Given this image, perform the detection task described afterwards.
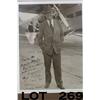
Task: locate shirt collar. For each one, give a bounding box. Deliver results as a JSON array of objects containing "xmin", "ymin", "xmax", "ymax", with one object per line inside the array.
[{"xmin": 47, "ymin": 19, "xmax": 54, "ymax": 27}]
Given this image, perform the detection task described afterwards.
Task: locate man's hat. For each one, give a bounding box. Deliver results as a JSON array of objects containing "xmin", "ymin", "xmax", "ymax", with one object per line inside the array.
[{"xmin": 41, "ymin": 5, "xmax": 54, "ymax": 14}]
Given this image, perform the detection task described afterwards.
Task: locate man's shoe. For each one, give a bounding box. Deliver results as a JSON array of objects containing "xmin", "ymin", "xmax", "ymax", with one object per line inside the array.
[
  {"xmin": 44, "ymin": 83, "xmax": 50, "ymax": 88},
  {"xmin": 57, "ymin": 85, "xmax": 65, "ymax": 89}
]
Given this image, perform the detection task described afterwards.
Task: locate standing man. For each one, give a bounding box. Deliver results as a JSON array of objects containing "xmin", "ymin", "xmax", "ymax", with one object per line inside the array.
[
  {"xmin": 38, "ymin": 6, "xmax": 64, "ymax": 89},
  {"xmin": 28, "ymin": 21, "xmax": 34, "ymax": 32}
]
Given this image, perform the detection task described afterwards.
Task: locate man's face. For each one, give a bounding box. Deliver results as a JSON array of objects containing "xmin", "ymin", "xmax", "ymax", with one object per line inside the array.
[
  {"xmin": 46, "ymin": 7, "xmax": 59, "ymax": 19},
  {"xmin": 50, "ymin": 8, "xmax": 59, "ymax": 18},
  {"xmin": 46, "ymin": 12, "xmax": 52, "ymax": 20}
]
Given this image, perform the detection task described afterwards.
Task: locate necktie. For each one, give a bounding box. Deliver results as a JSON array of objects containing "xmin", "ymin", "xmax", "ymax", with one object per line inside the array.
[{"xmin": 49, "ymin": 20, "xmax": 54, "ymax": 32}]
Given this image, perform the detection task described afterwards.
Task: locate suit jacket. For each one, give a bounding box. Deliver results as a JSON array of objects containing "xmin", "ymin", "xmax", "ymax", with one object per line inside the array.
[{"xmin": 38, "ymin": 19, "xmax": 64, "ymax": 55}]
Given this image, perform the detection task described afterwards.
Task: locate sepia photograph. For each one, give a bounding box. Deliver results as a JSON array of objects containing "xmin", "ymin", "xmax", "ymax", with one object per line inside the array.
[{"xmin": 19, "ymin": 4, "xmax": 82, "ymax": 90}]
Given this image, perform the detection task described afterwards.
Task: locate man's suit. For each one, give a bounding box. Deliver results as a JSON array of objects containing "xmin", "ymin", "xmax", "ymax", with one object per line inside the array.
[{"xmin": 38, "ymin": 18, "xmax": 64, "ymax": 87}]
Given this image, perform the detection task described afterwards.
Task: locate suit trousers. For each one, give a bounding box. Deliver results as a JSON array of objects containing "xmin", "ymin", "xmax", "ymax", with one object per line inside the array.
[{"xmin": 43, "ymin": 49, "xmax": 63, "ymax": 86}]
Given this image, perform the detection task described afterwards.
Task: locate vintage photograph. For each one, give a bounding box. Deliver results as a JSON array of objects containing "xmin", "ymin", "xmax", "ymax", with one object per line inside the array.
[{"xmin": 19, "ymin": 4, "xmax": 82, "ymax": 90}]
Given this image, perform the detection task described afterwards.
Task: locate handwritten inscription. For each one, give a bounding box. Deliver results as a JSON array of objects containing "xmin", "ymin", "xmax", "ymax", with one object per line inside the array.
[{"xmin": 20, "ymin": 55, "xmax": 45, "ymax": 89}]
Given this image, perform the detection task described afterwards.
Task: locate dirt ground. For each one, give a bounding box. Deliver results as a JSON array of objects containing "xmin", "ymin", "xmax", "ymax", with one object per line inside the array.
[{"xmin": 19, "ymin": 33, "xmax": 82, "ymax": 90}]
